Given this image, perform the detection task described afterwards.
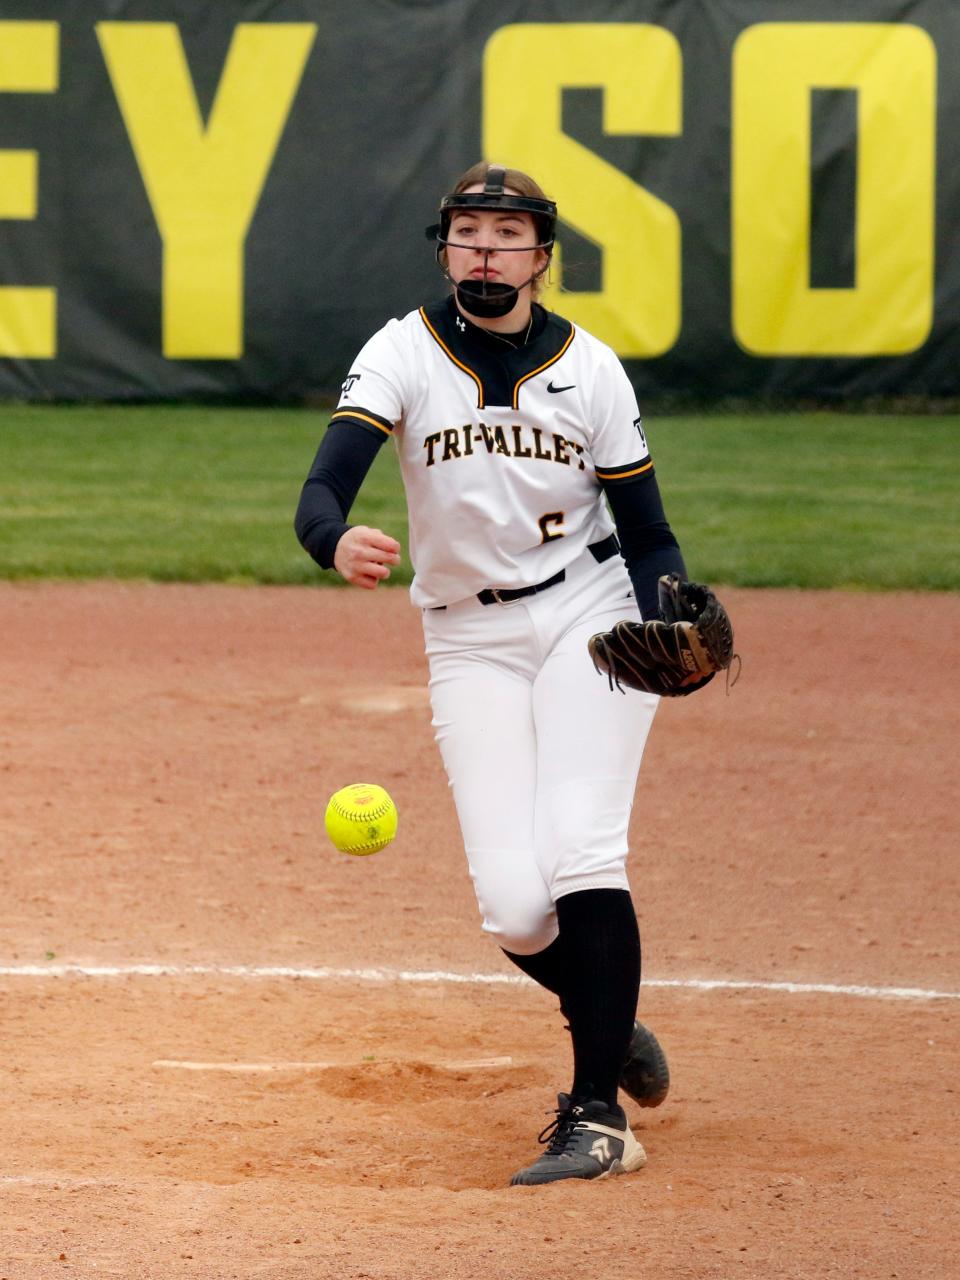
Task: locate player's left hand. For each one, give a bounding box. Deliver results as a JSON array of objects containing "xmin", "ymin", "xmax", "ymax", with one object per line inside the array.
[
  {"xmin": 334, "ymin": 525, "xmax": 402, "ymax": 590},
  {"xmin": 588, "ymin": 575, "xmax": 738, "ymax": 697}
]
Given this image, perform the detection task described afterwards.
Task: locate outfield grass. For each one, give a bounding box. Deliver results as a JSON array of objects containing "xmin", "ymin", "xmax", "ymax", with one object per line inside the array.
[{"xmin": 0, "ymin": 404, "xmax": 955, "ymax": 589}]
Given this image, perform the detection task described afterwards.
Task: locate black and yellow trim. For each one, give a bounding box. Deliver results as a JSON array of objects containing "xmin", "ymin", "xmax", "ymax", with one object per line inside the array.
[
  {"xmin": 596, "ymin": 458, "xmax": 655, "ymax": 484},
  {"xmin": 511, "ymin": 326, "xmax": 576, "ymax": 410},
  {"xmin": 419, "ymin": 306, "xmax": 486, "ymax": 408},
  {"xmin": 330, "ymin": 408, "xmax": 394, "ymax": 437},
  {"xmin": 418, "ymin": 297, "xmax": 575, "ymax": 410}
]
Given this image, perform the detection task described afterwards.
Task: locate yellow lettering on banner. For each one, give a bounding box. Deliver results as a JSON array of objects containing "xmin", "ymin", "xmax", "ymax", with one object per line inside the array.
[
  {"xmin": 0, "ymin": 152, "xmax": 38, "ymax": 219},
  {"xmin": 733, "ymin": 23, "xmax": 936, "ymax": 356},
  {"xmin": 0, "ymin": 21, "xmax": 58, "ymax": 358},
  {"xmin": 483, "ymin": 23, "xmax": 681, "ymax": 358},
  {"xmin": 97, "ymin": 22, "xmax": 316, "ymax": 359}
]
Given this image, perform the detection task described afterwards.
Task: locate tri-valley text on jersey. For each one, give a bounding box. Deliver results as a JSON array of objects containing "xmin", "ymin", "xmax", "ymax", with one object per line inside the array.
[{"xmin": 423, "ymin": 423, "xmax": 586, "ymax": 469}]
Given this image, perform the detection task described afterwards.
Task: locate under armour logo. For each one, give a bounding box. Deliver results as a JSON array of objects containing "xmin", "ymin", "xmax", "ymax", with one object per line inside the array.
[
  {"xmin": 341, "ymin": 373, "xmax": 361, "ymax": 395},
  {"xmin": 456, "ymin": 316, "xmax": 466, "ymax": 332}
]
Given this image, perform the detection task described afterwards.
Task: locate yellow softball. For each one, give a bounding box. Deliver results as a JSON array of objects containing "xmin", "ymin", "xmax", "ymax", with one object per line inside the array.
[{"xmin": 324, "ymin": 783, "xmax": 398, "ymax": 856}]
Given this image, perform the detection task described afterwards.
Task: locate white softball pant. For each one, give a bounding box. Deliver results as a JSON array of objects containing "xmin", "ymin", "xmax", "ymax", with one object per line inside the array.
[{"xmin": 421, "ymin": 544, "xmax": 659, "ymax": 956}]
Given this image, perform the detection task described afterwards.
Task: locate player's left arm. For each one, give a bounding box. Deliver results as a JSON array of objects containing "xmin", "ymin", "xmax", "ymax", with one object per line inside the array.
[
  {"xmin": 602, "ymin": 472, "xmax": 686, "ymax": 621},
  {"xmin": 586, "ymin": 352, "xmax": 735, "ymax": 691},
  {"xmin": 587, "ymin": 350, "xmax": 686, "ymax": 619}
]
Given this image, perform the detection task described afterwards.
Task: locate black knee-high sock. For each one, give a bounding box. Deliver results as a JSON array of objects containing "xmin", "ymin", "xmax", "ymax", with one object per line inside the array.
[
  {"xmin": 555, "ymin": 888, "xmax": 641, "ymax": 1110},
  {"xmin": 502, "ymin": 933, "xmax": 567, "ymax": 1000},
  {"xmin": 501, "ymin": 890, "xmax": 641, "ymax": 1109}
]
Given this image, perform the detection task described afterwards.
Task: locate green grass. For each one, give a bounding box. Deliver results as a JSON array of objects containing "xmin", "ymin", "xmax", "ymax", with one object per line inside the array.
[
  {"xmin": 650, "ymin": 415, "xmax": 958, "ymax": 590},
  {"xmin": 0, "ymin": 404, "xmax": 956, "ymax": 589}
]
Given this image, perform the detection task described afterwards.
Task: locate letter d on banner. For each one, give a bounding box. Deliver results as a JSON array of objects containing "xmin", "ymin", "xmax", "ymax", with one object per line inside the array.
[{"xmin": 733, "ymin": 22, "xmax": 935, "ymax": 356}]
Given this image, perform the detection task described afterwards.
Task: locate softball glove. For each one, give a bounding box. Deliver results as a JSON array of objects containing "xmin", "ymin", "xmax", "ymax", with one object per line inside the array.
[{"xmin": 588, "ymin": 574, "xmax": 737, "ymax": 697}]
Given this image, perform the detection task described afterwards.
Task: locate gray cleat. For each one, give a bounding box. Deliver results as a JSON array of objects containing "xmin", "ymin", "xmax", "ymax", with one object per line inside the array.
[{"xmin": 511, "ymin": 1094, "xmax": 647, "ymax": 1186}]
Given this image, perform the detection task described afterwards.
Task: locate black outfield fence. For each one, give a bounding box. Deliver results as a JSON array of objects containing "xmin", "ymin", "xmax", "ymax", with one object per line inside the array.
[{"xmin": 0, "ymin": 1, "xmax": 956, "ymax": 402}]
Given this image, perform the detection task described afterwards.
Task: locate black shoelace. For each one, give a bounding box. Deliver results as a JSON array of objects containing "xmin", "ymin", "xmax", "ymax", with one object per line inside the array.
[{"xmin": 537, "ymin": 1104, "xmax": 586, "ymax": 1154}]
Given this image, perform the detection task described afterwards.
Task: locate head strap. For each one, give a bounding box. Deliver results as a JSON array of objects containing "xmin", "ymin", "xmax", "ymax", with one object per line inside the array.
[{"xmin": 484, "ymin": 165, "xmax": 507, "ymax": 194}]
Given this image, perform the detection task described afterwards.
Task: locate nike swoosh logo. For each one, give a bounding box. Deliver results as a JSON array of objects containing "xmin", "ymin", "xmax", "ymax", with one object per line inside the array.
[{"xmin": 547, "ymin": 381, "xmax": 575, "ymax": 393}]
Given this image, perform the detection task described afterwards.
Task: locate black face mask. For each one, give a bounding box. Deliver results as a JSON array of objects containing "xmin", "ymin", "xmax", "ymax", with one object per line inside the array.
[{"xmin": 449, "ymin": 249, "xmax": 551, "ymax": 319}]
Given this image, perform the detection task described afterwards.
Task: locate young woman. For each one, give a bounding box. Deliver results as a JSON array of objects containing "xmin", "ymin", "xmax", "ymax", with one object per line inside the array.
[{"xmin": 296, "ymin": 162, "xmax": 687, "ymax": 1186}]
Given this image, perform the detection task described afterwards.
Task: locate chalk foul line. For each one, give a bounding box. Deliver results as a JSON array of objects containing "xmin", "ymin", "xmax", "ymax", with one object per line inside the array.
[
  {"xmin": 0, "ymin": 962, "xmax": 956, "ymax": 1003},
  {"xmin": 151, "ymin": 1055, "xmax": 514, "ymax": 1073}
]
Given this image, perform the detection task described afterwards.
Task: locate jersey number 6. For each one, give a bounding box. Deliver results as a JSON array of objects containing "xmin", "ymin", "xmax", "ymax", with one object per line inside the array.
[{"xmin": 538, "ymin": 512, "xmax": 565, "ymax": 543}]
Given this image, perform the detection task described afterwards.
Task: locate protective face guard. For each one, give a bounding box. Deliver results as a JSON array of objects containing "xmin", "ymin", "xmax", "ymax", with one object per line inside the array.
[{"xmin": 425, "ymin": 166, "xmax": 557, "ymax": 318}]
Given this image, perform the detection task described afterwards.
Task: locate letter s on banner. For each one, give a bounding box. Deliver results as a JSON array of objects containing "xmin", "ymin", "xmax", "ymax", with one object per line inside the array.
[{"xmin": 483, "ymin": 23, "xmax": 681, "ymax": 360}]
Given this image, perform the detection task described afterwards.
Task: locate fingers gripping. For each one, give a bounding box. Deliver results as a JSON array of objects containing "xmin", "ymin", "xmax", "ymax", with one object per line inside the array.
[{"xmin": 334, "ymin": 525, "xmax": 402, "ymax": 589}]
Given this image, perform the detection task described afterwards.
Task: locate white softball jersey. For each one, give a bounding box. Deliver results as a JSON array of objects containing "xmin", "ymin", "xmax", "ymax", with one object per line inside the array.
[{"xmin": 332, "ymin": 298, "xmax": 652, "ymax": 609}]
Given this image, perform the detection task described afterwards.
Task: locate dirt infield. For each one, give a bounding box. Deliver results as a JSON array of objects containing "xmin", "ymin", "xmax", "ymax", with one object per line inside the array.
[{"xmin": 1, "ymin": 582, "xmax": 957, "ymax": 1279}]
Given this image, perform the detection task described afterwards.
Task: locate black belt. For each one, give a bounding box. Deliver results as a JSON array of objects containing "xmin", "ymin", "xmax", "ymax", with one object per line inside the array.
[{"xmin": 476, "ymin": 533, "xmax": 620, "ymax": 606}]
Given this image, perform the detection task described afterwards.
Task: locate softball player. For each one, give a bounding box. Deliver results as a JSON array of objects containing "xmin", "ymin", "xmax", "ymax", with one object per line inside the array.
[{"xmin": 296, "ymin": 163, "xmax": 687, "ymax": 1186}]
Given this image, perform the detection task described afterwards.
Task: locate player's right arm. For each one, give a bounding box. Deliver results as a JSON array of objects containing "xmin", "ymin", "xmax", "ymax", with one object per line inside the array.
[
  {"xmin": 333, "ymin": 524, "xmax": 401, "ymax": 589},
  {"xmin": 294, "ymin": 321, "xmax": 408, "ymax": 589},
  {"xmin": 294, "ymin": 419, "xmax": 397, "ymax": 582}
]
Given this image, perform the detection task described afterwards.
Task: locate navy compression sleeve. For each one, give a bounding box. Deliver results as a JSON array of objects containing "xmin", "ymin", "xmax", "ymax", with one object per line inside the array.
[
  {"xmin": 602, "ymin": 471, "xmax": 686, "ymax": 620},
  {"xmin": 294, "ymin": 420, "xmax": 386, "ymax": 569}
]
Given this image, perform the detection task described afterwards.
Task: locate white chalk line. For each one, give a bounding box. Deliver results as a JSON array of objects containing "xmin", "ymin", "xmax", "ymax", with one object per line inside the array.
[
  {"xmin": 0, "ymin": 1174, "xmax": 113, "ymax": 1187},
  {"xmin": 152, "ymin": 1055, "xmax": 514, "ymax": 1073},
  {"xmin": 0, "ymin": 962, "xmax": 957, "ymax": 1003}
]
